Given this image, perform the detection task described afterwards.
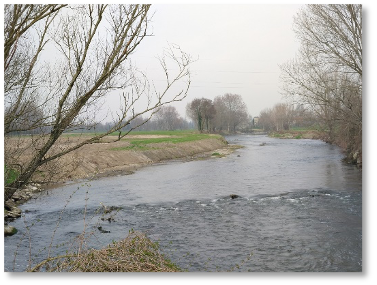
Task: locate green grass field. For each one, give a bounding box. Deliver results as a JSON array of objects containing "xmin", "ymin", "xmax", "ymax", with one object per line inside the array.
[{"xmin": 111, "ymin": 130, "xmax": 221, "ymax": 151}]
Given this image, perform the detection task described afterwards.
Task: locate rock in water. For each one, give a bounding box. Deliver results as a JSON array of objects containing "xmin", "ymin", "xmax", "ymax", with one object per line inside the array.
[
  {"xmin": 4, "ymin": 225, "xmax": 18, "ymax": 236},
  {"xmin": 230, "ymin": 194, "xmax": 239, "ymax": 199}
]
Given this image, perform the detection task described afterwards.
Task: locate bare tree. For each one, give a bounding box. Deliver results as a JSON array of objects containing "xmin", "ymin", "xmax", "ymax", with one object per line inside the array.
[
  {"xmin": 258, "ymin": 103, "xmax": 295, "ymax": 132},
  {"xmin": 154, "ymin": 105, "xmax": 182, "ymax": 131},
  {"xmin": 186, "ymin": 98, "xmax": 216, "ymax": 132},
  {"xmin": 258, "ymin": 108, "xmax": 273, "ymax": 132},
  {"xmin": 4, "ymin": 4, "xmax": 193, "ymax": 200},
  {"xmin": 186, "ymin": 98, "xmax": 202, "ymax": 132},
  {"xmin": 4, "ymin": 4, "xmax": 67, "ymax": 135},
  {"xmin": 213, "ymin": 93, "xmax": 248, "ymax": 133},
  {"xmin": 4, "ymin": 100, "xmax": 46, "ymax": 134},
  {"xmin": 280, "ymin": 4, "xmax": 362, "ymax": 165},
  {"xmin": 271, "ymin": 103, "xmax": 294, "ymax": 131},
  {"xmin": 293, "ymin": 4, "xmax": 362, "ymax": 76},
  {"xmin": 200, "ymin": 98, "xmax": 216, "ymax": 132},
  {"xmin": 290, "ymin": 104, "xmax": 317, "ymax": 128}
]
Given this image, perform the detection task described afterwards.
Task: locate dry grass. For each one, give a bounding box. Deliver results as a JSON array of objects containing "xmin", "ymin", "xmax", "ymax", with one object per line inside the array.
[{"xmin": 30, "ymin": 230, "xmax": 181, "ymax": 272}]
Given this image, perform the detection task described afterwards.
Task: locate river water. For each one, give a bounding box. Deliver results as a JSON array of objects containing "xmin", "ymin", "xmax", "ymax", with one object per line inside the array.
[{"xmin": 4, "ymin": 135, "xmax": 362, "ymax": 272}]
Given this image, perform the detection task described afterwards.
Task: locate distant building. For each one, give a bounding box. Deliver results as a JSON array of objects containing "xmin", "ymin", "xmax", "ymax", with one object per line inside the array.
[{"xmin": 253, "ymin": 116, "xmax": 259, "ymax": 127}]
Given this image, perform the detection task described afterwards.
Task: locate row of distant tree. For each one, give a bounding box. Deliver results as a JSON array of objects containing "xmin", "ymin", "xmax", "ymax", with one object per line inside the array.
[
  {"xmin": 91, "ymin": 93, "xmax": 251, "ymax": 134},
  {"xmin": 186, "ymin": 93, "xmax": 250, "ymax": 133},
  {"xmin": 91, "ymin": 105, "xmax": 193, "ymax": 133},
  {"xmin": 10, "ymin": 93, "xmax": 324, "ymax": 136},
  {"xmin": 257, "ymin": 103, "xmax": 317, "ymax": 132}
]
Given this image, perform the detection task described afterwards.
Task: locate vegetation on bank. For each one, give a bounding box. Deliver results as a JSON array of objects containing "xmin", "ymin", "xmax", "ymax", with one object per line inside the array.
[
  {"xmin": 60, "ymin": 130, "xmax": 224, "ymax": 151},
  {"xmin": 29, "ymin": 230, "xmax": 181, "ymax": 272},
  {"xmin": 268, "ymin": 128, "xmax": 322, "ymax": 140},
  {"xmin": 110, "ymin": 131, "xmax": 223, "ymax": 151}
]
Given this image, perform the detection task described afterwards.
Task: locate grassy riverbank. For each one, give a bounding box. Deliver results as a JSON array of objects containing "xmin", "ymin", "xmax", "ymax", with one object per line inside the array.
[{"xmin": 109, "ymin": 131, "xmax": 222, "ymax": 151}]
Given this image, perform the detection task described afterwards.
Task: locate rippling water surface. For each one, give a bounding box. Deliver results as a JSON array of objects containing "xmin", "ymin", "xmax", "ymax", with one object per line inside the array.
[{"xmin": 4, "ymin": 135, "xmax": 362, "ymax": 272}]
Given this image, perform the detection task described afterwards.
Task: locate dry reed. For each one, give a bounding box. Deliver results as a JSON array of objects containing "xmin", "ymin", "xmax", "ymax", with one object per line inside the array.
[{"xmin": 30, "ymin": 230, "xmax": 181, "ymax": 272}]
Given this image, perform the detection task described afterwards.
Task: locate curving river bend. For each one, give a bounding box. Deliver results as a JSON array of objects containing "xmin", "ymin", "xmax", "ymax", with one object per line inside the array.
[{"xmin": 4, "ymin": 135, "xmax": 362, "ymax": 272}]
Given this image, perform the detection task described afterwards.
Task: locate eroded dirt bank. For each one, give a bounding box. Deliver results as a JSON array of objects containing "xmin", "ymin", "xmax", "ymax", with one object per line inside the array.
[{"xmin": 34, "ymin": 135, "xmax": 239, "ymax": 185}]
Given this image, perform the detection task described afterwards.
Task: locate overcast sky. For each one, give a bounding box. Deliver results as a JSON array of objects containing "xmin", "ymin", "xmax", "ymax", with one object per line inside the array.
[{"xmin": 130, "ymin": 4, "xmax": 302, "ymax": 118}]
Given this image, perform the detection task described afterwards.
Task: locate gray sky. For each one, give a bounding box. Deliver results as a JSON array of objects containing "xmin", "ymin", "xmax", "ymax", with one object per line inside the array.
[{"xmin": 130, "ymin": 4, "xmax": 302, "ymax": 118}]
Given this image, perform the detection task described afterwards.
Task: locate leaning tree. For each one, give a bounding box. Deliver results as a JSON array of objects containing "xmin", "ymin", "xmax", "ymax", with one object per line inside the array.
[{"xmin": 4, "ymin": 4, "xmax": 193, "ymax": 200}]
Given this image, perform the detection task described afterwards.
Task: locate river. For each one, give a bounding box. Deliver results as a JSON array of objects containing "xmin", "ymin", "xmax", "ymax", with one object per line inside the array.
[{"xmin": 4, "ymin": 135, "xmax": 362, "ymax": 272}]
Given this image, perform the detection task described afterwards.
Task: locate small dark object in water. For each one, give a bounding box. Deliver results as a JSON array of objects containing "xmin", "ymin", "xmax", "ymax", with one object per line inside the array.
[
  {"xmin": 98, "ymin": 226, "xmax": 110, "ymax": 233},
  {"xmin": 230, "ymin": 194, "xmax": 239, "ymax": 199},
  {"xmin": 237, "ymin": 155, "xmax": 241, "ymax": 157},
  {"xmin": 101, "ymin": 216, "xmax": 115, "ymax": 223},
  {"xmin": 259, "ymin": 142, "xmax": 266, "ymax": 146}
]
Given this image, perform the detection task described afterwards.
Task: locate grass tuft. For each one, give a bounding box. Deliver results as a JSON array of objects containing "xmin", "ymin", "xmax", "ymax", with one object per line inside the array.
[{"xmin": 30, "ymin": 231, "xmax": 181, "ymax": 272}]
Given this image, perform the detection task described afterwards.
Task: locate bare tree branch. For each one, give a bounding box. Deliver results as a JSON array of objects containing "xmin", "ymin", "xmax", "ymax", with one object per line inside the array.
[{"xmin": 4, "ymin": 5, "xmax": 194, "ymax": 200}]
